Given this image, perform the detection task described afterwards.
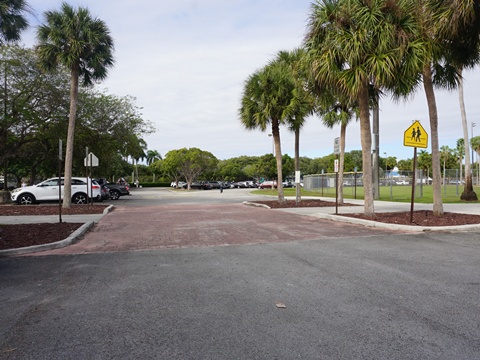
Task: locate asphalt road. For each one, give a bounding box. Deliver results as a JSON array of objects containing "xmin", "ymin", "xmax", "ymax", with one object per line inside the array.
[{"xmin": 1, "ymin": 188, "xmax": 479, "ymax": 359}]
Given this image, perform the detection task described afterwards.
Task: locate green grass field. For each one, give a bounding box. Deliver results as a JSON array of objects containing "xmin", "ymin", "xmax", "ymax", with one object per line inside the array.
[{"xmin": 252, "ymin": 185, "xmax": 480, "ymax": 204}]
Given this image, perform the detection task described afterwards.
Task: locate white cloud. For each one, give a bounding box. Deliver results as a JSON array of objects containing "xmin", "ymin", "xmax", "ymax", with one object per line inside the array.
[{"xmin": 22, "ymin": 0, "xmax": 480, "ymax": 162}]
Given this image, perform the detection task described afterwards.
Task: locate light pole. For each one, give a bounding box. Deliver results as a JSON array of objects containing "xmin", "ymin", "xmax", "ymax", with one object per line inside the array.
[
  {"xmin": 268, "ymin": 133, "xmax": 274, "ymax": 156},
  {"xmin": 472, "ymin": 122, "xmax": 476, "ymax": 184}
]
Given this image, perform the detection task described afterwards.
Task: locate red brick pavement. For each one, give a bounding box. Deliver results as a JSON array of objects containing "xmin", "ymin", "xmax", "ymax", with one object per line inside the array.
[{"xmin": 33, "ymin": 204, "xmax": 404, "ymax": 255}]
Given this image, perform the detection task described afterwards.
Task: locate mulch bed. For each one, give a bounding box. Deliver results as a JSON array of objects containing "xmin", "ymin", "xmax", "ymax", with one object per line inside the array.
[
  {"xmin": 0, "ymin": 222, "xmax": 83, "ymax": 250},
  {"xmin": 341, "ymin": 211, "xmax": 480, "ymax": 226},
  {"xmin": 0, "ymin": 204, "xmax": 109, "ymax": 216},
  {"xmin": 252, "ymin": 199, "xmax": 358, "ymax": 208},
  {"xmin": 252, "ymin": 200, "xmax": 480, "ymax": 227}
]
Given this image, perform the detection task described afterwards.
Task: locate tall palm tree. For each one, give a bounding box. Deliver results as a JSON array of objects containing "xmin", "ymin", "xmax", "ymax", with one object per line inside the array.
[
  {"xmin": 304, "ymin": 0, "xmax": 420, "ymax": 216},
  {"xmin": 434, "ymin": 0, "xmax": 480, "ymax": 200},
  {"xmin": 321, "ymin": 98, "xmax": 358, "ymax": 204},
  {"xmin": 36, "ymin": 2, "xmax": 114, "ymax": 207},
  {"xmin": 277, "ymin": 48, "xmax": 316, "ymax": 203},
  {"xmin": 240, "ymin": 53, "xmax": 300, "ymax": 202},
  {"xmin": 440, "ymin": 145, "xmax": 452, "ymax": 186},
  {"xmin": 0, "ymin": 0, "xmax": 30, "ymax": 44},
  {"xmin": 455, "ymin": 138, "xmax": 465, "ymax": 184}
]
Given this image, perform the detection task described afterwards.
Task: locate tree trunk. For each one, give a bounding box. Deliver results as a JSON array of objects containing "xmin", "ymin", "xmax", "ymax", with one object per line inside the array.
[
  {"xmin": 272, "ymin": 119, "xmax": 284, "ymax": 202},
  {"xmin": 422, "ymin": 65, "xmax": 444, "ymax": 216},
  {"xmin": 294, "ymin": 126, "xmax": 301, "ymax": 203},
  {"xmin": 338, "ymin": 122, "xmax": 346, "ymax": 205},
  {"xmin": 63, "ymin": 67, "xmax": 80, "ymax": 208},
  {"xmin": 458, "ymin": 72, "xmax": 477, "ymax": 200},
  {"xmin": 358, "ymin": 82, "xmax": 374, "ymax": 216}
]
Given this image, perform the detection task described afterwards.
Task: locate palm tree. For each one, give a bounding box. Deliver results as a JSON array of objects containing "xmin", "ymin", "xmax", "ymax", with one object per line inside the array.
[
  {"xmin": 36, "ymin": 2, "xmax": 114, "ymax": 207},
  {"xmin": 455, "ymin": 138, "xmax": 465, "ymax": 184},
  {"xmin": 434, "ymin": 0, "xmax": 480, "ymax": 200},
  {"xmin": 240, "ymin": 52, "xmax": 301, "ymax": 202},
  {"xmin": 276, "ymin": 48, "xmax": 316, "ymax": 203},
  {"xmin": 0, "ymin": 0, "xmax": 30, "ymax": 44},
  {"xmin": 321, "ymin": 98, "xmax": 358, "ymax": 205},
  {"xmin": 304, "ymin": 0, "xmax": 420, "ymax": 216},
  {"xmin": 440, "ymin": 145, "xmax": 452, "ymax": 186},
  {"xmin": 146, "ymin": 150, "xmax": 162, "ymax": 165},
  {"xmin": 471, "ymin": 136, "xmax": 480, "ymax": 184}
]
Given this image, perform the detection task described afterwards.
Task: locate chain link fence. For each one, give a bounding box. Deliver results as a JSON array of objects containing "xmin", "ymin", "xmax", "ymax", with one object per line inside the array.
[{"xmin": 304, "ymin": 169, "xmax": 479, "ymax": 200}]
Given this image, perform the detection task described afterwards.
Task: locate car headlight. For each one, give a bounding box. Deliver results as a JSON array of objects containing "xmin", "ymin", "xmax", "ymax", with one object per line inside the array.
[{"xmin": 11, "ymin": 188, "xmax": 21, "ymax": 193}]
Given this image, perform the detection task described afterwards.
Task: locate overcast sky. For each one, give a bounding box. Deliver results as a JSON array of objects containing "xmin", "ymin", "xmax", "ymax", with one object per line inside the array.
[{"xmin": 21, "ymin": 0, "xmax": 480, "ymax": 162}]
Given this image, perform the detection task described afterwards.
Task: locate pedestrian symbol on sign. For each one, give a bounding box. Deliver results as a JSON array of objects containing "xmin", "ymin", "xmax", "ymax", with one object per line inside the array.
[{"xmin": 404, "ymin": 121, "xmax": 428, "ymax": 148}]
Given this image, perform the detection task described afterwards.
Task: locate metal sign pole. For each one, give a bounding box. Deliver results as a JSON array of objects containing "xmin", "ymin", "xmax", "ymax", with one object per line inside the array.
[
  {"xmin": 58, "ymin": 139, "xmax": 63, "ymax": 223},
  {"xmin": 89, "ymin": 152, "xmax": 93, "ymax": 205},
  {"xmin": 410, "ymin": 147, "xmax": 417, "ymax": 223}
]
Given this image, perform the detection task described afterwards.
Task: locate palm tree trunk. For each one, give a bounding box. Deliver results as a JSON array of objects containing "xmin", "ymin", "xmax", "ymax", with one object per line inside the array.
[
  {"xmin": 338, "ymin": 122, "xmax": 346, "ymax": 205},
  {"xmin": 272, "ymin": 119, "xmax": 284, "ymax": 202},
  {"xmin": 63, "ymin": 67, "xmax": 79, "ymax": 208},
  {"xmin": 422, "ymin": 65, "xmax": 444, "ymax": 216},
  {"xmin": 458, "ymin": 71, "xmax": 477, "ymax": 200},
  {"xmin": 358, "ymin": 82, "xmax": 374, "ymax": 216},
  {"xmin": 294, "ymin": 127, "xmax": 301, "ymax": 203}
]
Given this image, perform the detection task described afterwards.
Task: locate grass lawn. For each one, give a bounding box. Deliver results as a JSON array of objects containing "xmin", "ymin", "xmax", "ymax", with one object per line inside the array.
[{"xmin": 252, "ymin": 185, "xmax": 480, "ymax": 204}]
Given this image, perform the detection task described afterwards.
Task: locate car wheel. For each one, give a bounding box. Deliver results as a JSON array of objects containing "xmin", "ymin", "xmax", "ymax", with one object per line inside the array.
[
  {"xmin": 17, "ymin": 193, "xmax": 35, "ymax": 205},
  {"xmin": 72, "ymin": 193, "xmax": 88, "ymax": 204},
  {"xmin": 109, "ymin": 189, "xmax": 120, "ymax": 200}
]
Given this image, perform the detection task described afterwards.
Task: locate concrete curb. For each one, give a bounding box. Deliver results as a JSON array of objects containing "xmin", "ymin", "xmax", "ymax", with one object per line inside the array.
[
  {"xmin": 0, "ymin": 204, "xmax": 114, "ymax": 257},
  {"xmin": 243, "ymin": 201, "xmax": 480, "ymax": 232}
]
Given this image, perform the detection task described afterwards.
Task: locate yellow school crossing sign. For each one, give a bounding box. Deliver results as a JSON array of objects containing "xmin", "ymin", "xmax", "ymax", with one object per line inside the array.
[{"xmin": 404, "ymin": 120, "xmax": 428, "ymax": 148}]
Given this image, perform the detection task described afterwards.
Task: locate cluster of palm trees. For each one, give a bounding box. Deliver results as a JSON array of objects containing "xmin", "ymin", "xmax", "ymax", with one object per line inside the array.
[{"xmin": 239, "ymin": 0, "xmax": 480, "ymax": 217}]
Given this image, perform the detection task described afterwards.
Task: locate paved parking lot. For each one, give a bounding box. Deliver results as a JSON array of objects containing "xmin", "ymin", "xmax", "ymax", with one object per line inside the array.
[{"xmin": 2, "ymin": 188, "xmax": 479, "ymax": 359}]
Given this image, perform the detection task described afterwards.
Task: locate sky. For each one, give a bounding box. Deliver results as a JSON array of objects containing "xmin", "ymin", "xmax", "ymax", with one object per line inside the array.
[{"xmin": 20, "ymin": 0, "xmax": 480, "ymax": 162}]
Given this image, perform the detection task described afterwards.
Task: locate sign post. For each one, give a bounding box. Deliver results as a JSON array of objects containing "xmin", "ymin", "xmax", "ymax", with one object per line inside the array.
[
  {"xmin": 58, "ymin": 139, "xmax": 63, "ymax": 223},
  {"xmin": 403, "ymin": 120, "xmax": 428, "ymax": 223},
  {"xmin": 334, "ymin": 137, "xmax": 340, "ymax": 215},
  {"xmin": 84, "ymin": 151, "xmax": 99, "ymax": 205}
]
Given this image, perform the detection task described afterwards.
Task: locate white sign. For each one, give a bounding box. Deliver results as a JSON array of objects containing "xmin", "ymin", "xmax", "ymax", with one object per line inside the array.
[
  {"xmin": 295, "ymin": 170, "xmax": 301, "ymax": 184},
  {"xmin": 334, "ymin": 137, "xmax": 340, "ymax": 155},
  {"xmin": 84, "ymin": 152, "xmax": 99, "ymax": 167},
  {"xmin": 334, "ymin": 159, "xmax": 339, "ymax": 173}
]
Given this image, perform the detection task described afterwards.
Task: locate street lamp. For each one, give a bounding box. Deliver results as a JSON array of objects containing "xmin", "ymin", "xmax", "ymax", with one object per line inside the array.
[
  {"xmin": 472, "ymin": 122, "xmax": 476, "ymax": 183},
  {"xmin": 268, "ymin": 133, "xmax": 274, "ymax": 156}
]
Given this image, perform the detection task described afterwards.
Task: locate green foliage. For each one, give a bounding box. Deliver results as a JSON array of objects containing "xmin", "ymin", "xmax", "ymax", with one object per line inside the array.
[
  {"xmin": 0, "ymin": 0, "xmax": 29, "ymax": 45},
  {"xmin": 163, "ymin": 148, "xmax": 218, "ymax": 185},
  {"xmin": 36, "ymin": 2, "xmax": 114, "ymax": 85}
]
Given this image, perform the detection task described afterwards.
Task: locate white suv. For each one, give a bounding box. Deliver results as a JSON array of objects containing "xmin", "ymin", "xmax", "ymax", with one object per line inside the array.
[{"xmin": 11, "ymin": 177, "xmax": 101, "ymax": 205}]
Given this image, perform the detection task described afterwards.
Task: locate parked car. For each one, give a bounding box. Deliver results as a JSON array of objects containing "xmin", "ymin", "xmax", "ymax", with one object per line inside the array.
[
  {"xmin": 182, "ymin": 182, "xmax": 203, "ymax": 189},
  {"xmin": 395, "ymin": 179, "xmax": 409, "ymax": 185},
  {"xmin": 171, "ymin": 181, "xmax": 186, "ymax": 189},
  {"xmin": 95, "ymin": 178, "xmax": 130, "ymax": 200},
  {"xmin": 258, "ymin": 181, "xmax": 277, "ymax": 189},
  {"xmin": 202, "ymin": 181, "xmax": 221, "ymax": 190},
  {"xmin": 10, "ymin": 177, "xmax": 101, "ymax": 205}
]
